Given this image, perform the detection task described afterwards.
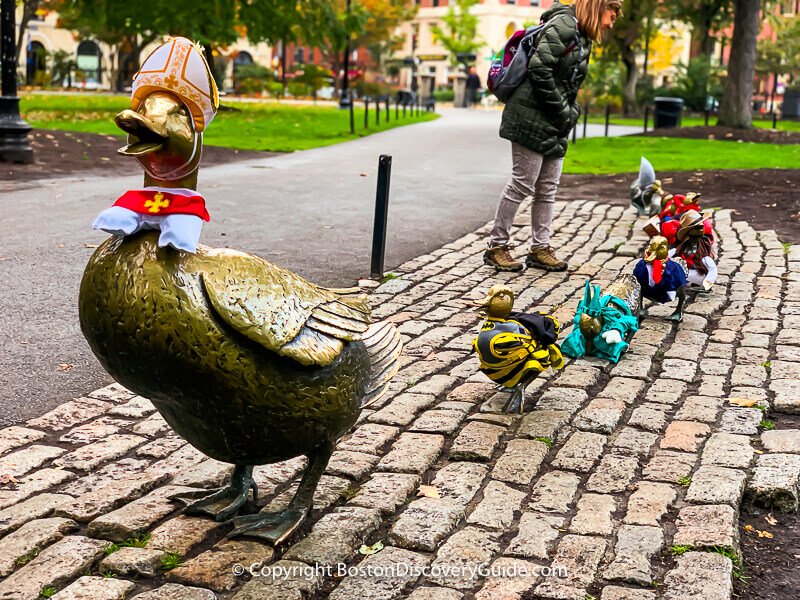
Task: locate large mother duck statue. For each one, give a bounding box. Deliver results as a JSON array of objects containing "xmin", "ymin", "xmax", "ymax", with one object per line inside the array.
[{"xmin": 79, "ymin": 38, "xmax": 403, "ymax": 545}]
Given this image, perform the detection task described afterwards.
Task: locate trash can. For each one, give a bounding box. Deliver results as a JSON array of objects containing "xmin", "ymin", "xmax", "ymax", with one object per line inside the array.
[{"xmin": 653, "ymin": 97, "xmax": 683, "ymax": 128}]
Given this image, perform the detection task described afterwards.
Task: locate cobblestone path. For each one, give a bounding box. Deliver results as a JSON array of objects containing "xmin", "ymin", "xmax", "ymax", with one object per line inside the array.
[{"xmin": 0, "ymin": 199, "xmax": 798, "ymax": 600}]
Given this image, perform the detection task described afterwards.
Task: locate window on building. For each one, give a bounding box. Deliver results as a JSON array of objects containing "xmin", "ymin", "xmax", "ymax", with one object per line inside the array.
[
  {"xmin": 780, "ymin": 0, "xmax": 796, "ymax": 14},
  {"xmin": 294, "ymin": 47, "xmax": 305, "ymax": 63},
  {"xmin": 76, "ymin": 39, "xmax": 102, "ymax": 86},
  {"xmin": 25, "ymin": 41, "xmax": 46, "ymax": 85}
]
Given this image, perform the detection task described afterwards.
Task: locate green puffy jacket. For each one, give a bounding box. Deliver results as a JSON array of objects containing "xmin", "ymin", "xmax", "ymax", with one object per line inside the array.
[{"xmin": 499, "ymin": 2, "xmax": 592, "ymax": 158}]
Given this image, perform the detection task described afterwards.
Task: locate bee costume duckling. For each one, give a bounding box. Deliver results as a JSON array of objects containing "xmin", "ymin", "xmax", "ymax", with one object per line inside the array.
[{"xmin": 472, "ymin": 285, "xmax": 564, "ymax": 413}]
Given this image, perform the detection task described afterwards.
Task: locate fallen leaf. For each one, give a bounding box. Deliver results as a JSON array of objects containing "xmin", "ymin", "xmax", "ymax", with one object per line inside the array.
[
  {"xmin": 418, "ymin": 485, "xmax": 440, "ymax": 499},
  {"xmin": 757, "ymin": 530, "xmax": 774, "ymax": 538},
  {"xmin": 729, "ymin": 398, "xmax": 758, "ymax": 407},
  {"xmin": 84, "ymin": 243, "xmax": 99, "ymax": 249},
  {"xmin": 744, "ymin": 524, "xmax": 754, "ymax": 532},
  {"xmin": 754, "ymin": 449, "xmax": 764, "ymax": 454},
  {"xmin": 766, "ymin": 513, "xmax": 778, "ymax": 526},
  {"xmin": 358, "ymin": 541, "xmax": 384, "ymax": 555},
  {"xmin": 0, "ymin": 474, "xmax": 19, "ymax": 486},
  {"xmin": 58, "ymin": 363, "xmax": 74, "ymax": 372},
  {"xmin": 359, "ymin": 173, "xmax": 368, "ymax": 177}
]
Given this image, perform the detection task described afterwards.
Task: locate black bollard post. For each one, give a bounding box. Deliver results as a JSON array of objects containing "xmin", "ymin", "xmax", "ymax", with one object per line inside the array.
[
  {"xmin": 773, "ymin": 111, "xmax": 778, "ymax": 129},
  {"xmin": 403, "ymin": 103, "xmax": 407, "ymax": 117},
  {"xmin": 386, "ymin": 98, "xmax": 390, "ymax": 122},
  {"xmin": 572, "ymin": 123, "xmax": 577, "ymax": 144},
  {"xmin": 349, "ymin": 90, "xmax": 355, "ymax": 135},
  {"xmin": 376, "ymin": 97, "xmax": 380, "ymax": 126},
  {"xmin": 604, "ymin": 104, "xmax": 610, "ymax": 137},
  {"xmin": 395, "ymin": 100, "xmax": 399, "ymax": 120},
  {"xmin": 704, "ymin": 109, "xmax": 710, "ymax": 126},
  {"xmin": 364, "ymin": 97, "xmax": 369, "ymax": 129},
  {"xmin": 370, "ymin": 155, "xmax": 393, "ymax": 279},
  {"xmin": 583, "ymin": 103, "xmax": 589, "ymax": 138},
  {"xmin": 644, "ymin": 105, "xmax": 650, "ymax": 133}
]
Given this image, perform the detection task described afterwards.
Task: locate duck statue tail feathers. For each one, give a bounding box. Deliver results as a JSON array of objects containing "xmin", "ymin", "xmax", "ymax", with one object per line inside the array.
[{"xmin": 360, "ymin": 321, "xmax": 404, "ymax": 408}]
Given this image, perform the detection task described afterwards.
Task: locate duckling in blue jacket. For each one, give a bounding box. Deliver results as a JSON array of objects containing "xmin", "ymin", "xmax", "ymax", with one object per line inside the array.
[{"xmin": 633, "ymin": 236, "xmax": 689, "ymax": 322}]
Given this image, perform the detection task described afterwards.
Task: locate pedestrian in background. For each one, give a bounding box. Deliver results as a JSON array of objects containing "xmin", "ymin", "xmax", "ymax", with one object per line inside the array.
[
  {"xmin": 466, "ymin": 66, "xmax": 481, "ymax": 108},
  {"xmin": 484, "ymin": 0, "xmax": 620, "ymax": 272}
]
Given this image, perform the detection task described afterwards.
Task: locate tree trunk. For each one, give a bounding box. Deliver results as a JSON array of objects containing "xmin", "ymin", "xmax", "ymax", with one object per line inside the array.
[
  {"xmin": 622, "ymin": 54, "xmax": 638, "ymax": 115},
  {"xmin": 718, "ymin": 0, "xmax": 759, "ymax": 128},
  {"xmin": 15, "ymin": 1, "xmax": 39, "ymax": 63}
]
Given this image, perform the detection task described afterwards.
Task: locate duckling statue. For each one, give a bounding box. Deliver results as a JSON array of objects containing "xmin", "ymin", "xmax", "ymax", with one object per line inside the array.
[
  {"xmin": 643, "ymin": 192, "xmax": 702, "ymax": 246},
  {"xmin": 79, "ymin": 38, "xmax": 403, "ymax": 545},
  {"xmin": 472, "ymin": 285, "xmax": 564, "ymax": 413},
  {"xmin": 672, "ymin": 209, "xmax": 717, "ymax": 292},
  {"xmin": 561, "ymin": 277, "xmax": 641, "ymax": 363},
  {"xmin": 633, "ymin": 236, "xmax": 689, "ymax": 322},
  {"xmin": 630, "ymin": 157, "xmax": 664, "ymax": 217}
]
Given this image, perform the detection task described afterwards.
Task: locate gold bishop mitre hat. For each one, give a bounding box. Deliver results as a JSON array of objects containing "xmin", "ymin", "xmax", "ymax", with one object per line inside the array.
[{"xmin": 132, "ymin": 37, "xmax": 220, "ymax": 133}]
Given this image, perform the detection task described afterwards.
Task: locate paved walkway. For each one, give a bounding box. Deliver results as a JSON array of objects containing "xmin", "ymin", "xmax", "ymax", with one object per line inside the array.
[
  {"xmin": 0, "ymin": 197, "xmax": 797, "ymax": 599},
  {"xmin": 0, "ymin": 108, "xmax": 640, "ymax": 424}
]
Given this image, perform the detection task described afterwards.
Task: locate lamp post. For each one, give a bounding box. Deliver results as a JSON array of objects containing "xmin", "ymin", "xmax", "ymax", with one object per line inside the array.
[
  {"xmin": 0, "ymin": 0, "xmax": 33, "ymax": 163},
  {"xmin": 339, "ymin": 0, "xmax": 351, "ymax": 109}
]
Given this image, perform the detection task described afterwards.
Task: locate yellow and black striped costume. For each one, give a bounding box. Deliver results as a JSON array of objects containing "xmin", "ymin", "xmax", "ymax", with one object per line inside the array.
[{"xmin": 472, "ymin": 315, "xmax": 564, "ymax": 388}]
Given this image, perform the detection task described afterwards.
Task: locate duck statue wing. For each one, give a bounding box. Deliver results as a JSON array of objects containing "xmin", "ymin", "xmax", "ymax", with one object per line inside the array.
[{"xmin": 200, "ymin": 247, "xmax": 371, "ymax": 367}]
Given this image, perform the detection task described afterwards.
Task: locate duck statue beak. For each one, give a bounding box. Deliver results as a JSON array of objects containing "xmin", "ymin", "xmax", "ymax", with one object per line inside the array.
[
  {"xmin": 475, "ymin": 294, "xmax": 493, "ymax": 314},
  {"xmin": 115, "ymin": 109, "xmax": 168, "ymax": 157}
]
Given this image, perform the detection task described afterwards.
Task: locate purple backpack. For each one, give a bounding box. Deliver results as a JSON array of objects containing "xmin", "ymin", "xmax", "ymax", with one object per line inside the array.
[{"xmin": 487, "ymin": 17, "xmax": 580, "ymax": 103}]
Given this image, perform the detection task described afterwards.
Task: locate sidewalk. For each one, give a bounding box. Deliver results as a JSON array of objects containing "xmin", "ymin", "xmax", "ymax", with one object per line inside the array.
[{"xmin": 1, "ymin": 198, "xmax": 796, "ymax": 599}]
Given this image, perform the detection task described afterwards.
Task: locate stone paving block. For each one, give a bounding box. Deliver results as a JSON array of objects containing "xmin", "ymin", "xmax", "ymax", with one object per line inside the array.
[
  {"xmin": 100, "ymin": 546, "xmax": 165, "ymax": 577},
  {"xmin": 569, "ymin": 493, "xmax": 616, "ymax": 535},
  {"xmin": 329, "ymin": 546, "xmax": 432, "ymax": 599},
  {"xmin": 598, "ymin": 377, "xmax": 647, "ymax": 405},
  {"xmin": 411, "ymin": 410, "xmax": 466, "ymax": 434},
  {"xmin": 407, "ymin": 588, "xmax": 464, "ymax": 600},
  {"xmin": 762, "ymin": 430, "xmax": 800, "ymax": 454},
  {"xmin": 262, "ymin": 474, "xmax": 353, "ymax": 516},
  {"xmin": 284, "ymin": 506, "xmax": 382, "ymax": 565},
  {"xmin": 0, "ymin": 468, "xmax": 74, "ymax": 511},
  {"xmin": 556, "ymin": 365, "xmax": 602, "ymax": 388},
  {"xmin": 467, "ymin": 481, "xmax": 526, "ymax": 530},
  {"xmin": 612, "ymin": 427, "xmax": 658, "ymax": 456},
  {"xmin": 719, "ymin": 407, "xmax": 763, "ymax": 435},
  {"xmin": 449, "ymin": 422, "xmax": 505, "ymax": 461},
  {"xmin": 623, "ymin": 482, "xmax": 676, "ymax": 526},
  {"xmin": 535, "ymin": 388, "xmax": 589, "ymax": 416},
  {"xmin": 644, "ymin": 379, "xmax": 687, "ymax": 406},
  {"xmin": 131, "ymin": 414, "xmax": 171, "ymax": 438},
  {"xmin": 87, "ymin": 486, "xmax": 197, "ymax": 542},
  {"xmin": 52, "ymin": 576, "xmax": 136, "ymax": 600},
  {"xmin": 136, "ymin": 436, "xmax": 186, "ymax": 459},
  {"xmin": 324, "ymin": 450, "xmax": 380, "ymax": 480},
  {"xmin": 627, "ymin": 403, "xmax": 669, "ymax": 433},
  {"xmin": 231, "ymin": 559, "xmax": 323, "ymax": 600},
  {"xmin": 167, "ymin": 540, "xmax": 273, "ymax": 592},
  {"xmin": 643, "ymin": 450, "xmax": 696, "ymax": 483},
  {"xmin": 60, "ymin": 458, "xmax": 150, "ymax": 498},
  {"xmin": 505, "ymin": 512, "xmax": 564, "ymax": 560},
  {"xmin": 27, "ymin": 397, "xmax": 111, "ymax": 431},
  {"xmin": 661, "ymin": 552, "xmax": 733, "ymax": 600},
  {"xmin": 529, "ymin": 471, "xmax": 580, "ymax": 513},
  {"xmin": 57, "ymin": 471, "xmax": 170, "ymax": 522},
  {"xmin": 171, "ymin": 459, "xmax": 233, "ymax": 489},
  {"xmin": 431, "ymin": 462, "xmax": 489, "ymax": 505},
  {"xmin": 0, "ymin": 517, "xmax": 77, "ymax": 577},
  {"xmin": 661, "ymin": 359, "xmax": 698, "ymax": 383},
  {"xmin": 144, "ymin": 444, "xmax": 208, "ymax": 480},
  {"xmin": 661, "ymin": 421, "xmax": 710, "ymax": 452},
  {"xmin": 389, "ymin": 497, "xmax": 465, "ymax": 552},
  {"xmin": 610, "ymin": 355, "xmax": 652, "ymax": 380},
  {"xmin": 573, "ymin": 398, "xmax": 625, "ymax": 434},
  {"xmin": 378, "ymin": 433, "xmax": 444, "ymax": 474},
  {"xmin": 87, "ymin": 383, "xmax": 135, "ymax": 403},
  {"xmin": 672, "ymin": 504, "xmax": 738, "ymax": 550},
  {"xmin": 54, "ymin": 435, "xmax": 147, "ymax": 472},
  {"xmin": 552, "ymin": 431, "xmax": 607, "ymax": 472},
  {"xmin": 337, "ymin": 423, "xmax": 400, "ymax": 454},
  {"xmin": 0, "ymin": 426, "xmax": 46, "ymax": 456},
  {"xmin": 0, "ymin": 535, "xmax": 108, "ymax": 600},
  {"xmin": 534, "ymin": 534, "xmax": 608, "ymax": 600},
  {"xmin": 586, "ymin": 454, "xmax": 639, "ymax": 493},
  {"xmin": 603, "ymin": 525, "xmax": 664, "ymax": 586},
  {"xmin": 701, "ymin": 433, "xmax": 754, "ymax": 468},
  {"xmin": 492, "ymin": 439, "xmax": 548, "ymax": 485},
  {"xmin": 369, "ymin": 393, "xmax": 437, "ymax": 426},
  {"xmin": 771, "ymin": 378, "xmax": 800, "ymax": 413},
  {"xmin": 600, "ymin": 586, "xmax": 656, "ymax": 600},
  {"xmin": 744, "ymin": 453, "xmax": 800, "ymax": 513},
  {"xmin": 474, "ymin": 556, "xmax": 540, "ymax": 600},
  {"xmin": 349, "ymin": 472, "xmax": 420, "ymax": 515},
  {"xmin": 686, "ymin": 466, "xmax": 747, "ymax": 506},
  {"xmin": 517, "ymin": 410, "xmax": 570, "ymax": 441},
  {"xmin": 675, "ymin": 396, "xmax": 725, "ymax": 424},
  {"xmin": 446, "ymin": 382, "xmax": 497, "ymax": 404},
  {"xmin": 0, "ymin": 492, "xmax": 72, "ymax": 536},
  {"xmin": 148, "ymin": 516, "xmax": 222, "ymax": 555},
  {"xmin": 428, "ymin": 527, "xmax": 501, "ymax": 590},
  {"xmin": 697, "ymin": 376, "xmax": 725, "ymax": 398},
  {"xmin": 109, "ymin": 396, "xmax": 156, "ymax": 418},
  {"xmin": 0, "ymin": 444, "xmax": 65, "ymax": 477}
]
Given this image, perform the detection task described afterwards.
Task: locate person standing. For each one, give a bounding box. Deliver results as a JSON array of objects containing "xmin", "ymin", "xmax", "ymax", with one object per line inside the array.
[
  {"xmin": 466, "ymin": 66, "xmax": 481, "ymax": 107},
  {"xmin": 484, "ymin": 0, "xmax": 620, "ymax": 272}
]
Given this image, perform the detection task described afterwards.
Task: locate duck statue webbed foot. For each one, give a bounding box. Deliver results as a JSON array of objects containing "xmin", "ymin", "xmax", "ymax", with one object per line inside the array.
[
  {"xmin": 472, "ymin": 286, "xmax": 564, "ymax": 414},
  {"xmin": 666, "ymin": 287, "xmax": 686, "ymax": 322},
  {"xmin": 174, "ymin": 465, "xmax": 256, "ymax": 521}
]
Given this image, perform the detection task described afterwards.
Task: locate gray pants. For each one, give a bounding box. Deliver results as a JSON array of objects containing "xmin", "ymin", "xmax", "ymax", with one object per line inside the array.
[{"xmin": 489, "ymin": 142, "xmax": 564, "ymax": 249}]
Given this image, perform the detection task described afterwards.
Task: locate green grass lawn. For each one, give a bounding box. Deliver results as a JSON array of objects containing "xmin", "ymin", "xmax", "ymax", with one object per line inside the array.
[
  {"xmin": 564, "ymin": 135, "xmax": 800, "ymax": 174},
  {"xmin": 586, "ymin": 114, "xmax": 800, "ymax": 132},
  {"xmin": 20, "ymin": 93, "xmax": 438, "ymax": 152}
]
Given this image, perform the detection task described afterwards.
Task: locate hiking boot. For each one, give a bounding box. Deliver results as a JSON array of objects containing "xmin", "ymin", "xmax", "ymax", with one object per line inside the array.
[
  {"xmin": 483, "ymin": 245, "xmax": 524, "ymax": 272},
  {"xmin": 526, "ymin": 246, "xmax": 568, "ymax": 272}
]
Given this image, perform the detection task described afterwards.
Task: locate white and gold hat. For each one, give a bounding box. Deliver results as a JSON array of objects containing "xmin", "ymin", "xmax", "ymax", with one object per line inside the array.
[{"xmin": 132, "ymin": 37, "xmax": 219, "ymax": 132}]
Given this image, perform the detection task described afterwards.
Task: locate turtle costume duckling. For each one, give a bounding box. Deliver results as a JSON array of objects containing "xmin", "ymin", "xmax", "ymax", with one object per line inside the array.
[
  {"xmin": 561, "ymin": 278, "xmax": 641, "ymax": 363},
  {"xmin": 633, "ymin": 236, "xmax": 689, "ymax": 322},
  {"xmin": 472, "ymin": 285, "xmax": 564, "ymax": 413},
  {"xmin": 79, "ymin": 38, "xmax": 403, "ymax": 546}
]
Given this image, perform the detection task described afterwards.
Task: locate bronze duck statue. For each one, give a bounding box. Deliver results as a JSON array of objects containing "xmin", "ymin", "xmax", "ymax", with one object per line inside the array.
[{"xmin": 79, "ymin": 38, "xmax": 402, "ymax": 545}]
